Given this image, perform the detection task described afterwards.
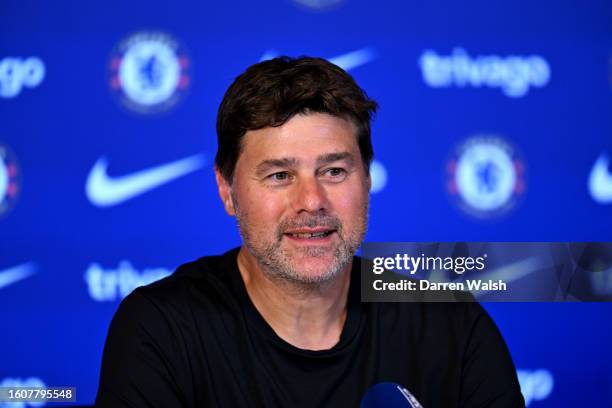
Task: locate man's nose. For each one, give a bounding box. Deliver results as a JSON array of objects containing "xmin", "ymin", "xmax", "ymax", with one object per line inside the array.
[{"xmin": 291, "ymin": 176, "xmax": 329, "ymax": 213}]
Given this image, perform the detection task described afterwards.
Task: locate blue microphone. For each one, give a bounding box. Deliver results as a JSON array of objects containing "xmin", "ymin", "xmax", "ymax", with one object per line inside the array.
[{"xmin": 360, "ymin": 382, "xmax": 424, "ymax": 408}]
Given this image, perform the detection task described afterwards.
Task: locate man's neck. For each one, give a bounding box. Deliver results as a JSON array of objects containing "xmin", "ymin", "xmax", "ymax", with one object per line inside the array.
[{"xmin": 236, "ymin": 247, "xmax": 352, "ymax": 351}]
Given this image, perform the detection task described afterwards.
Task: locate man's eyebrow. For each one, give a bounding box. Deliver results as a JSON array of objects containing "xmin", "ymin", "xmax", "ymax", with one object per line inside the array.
[
  {"xmin": 254, "ymin": 158, "xmax": 299, "ymax": 176},
  {"xmin": 316, "ymin": 152, "xmax": 355, "ymax": 167},
  {"xmin": 254, "ymin": 153, "xmax": 355, "ymax": 176}
]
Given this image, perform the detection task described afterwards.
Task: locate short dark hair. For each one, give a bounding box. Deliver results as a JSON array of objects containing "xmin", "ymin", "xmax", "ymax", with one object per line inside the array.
[{"xmin": 215, "ymin": 56, "xmax": 378, "ymax": 183}]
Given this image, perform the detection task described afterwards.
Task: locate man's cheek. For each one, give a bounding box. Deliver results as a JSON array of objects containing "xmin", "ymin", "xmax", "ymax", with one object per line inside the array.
[
  {"xmin": 260, "ymin": 196, "xmax": 284, "ymax": 218},
  {"xmin": 334, "ymin": 189, "xmax": 366, "ymax": 211}
]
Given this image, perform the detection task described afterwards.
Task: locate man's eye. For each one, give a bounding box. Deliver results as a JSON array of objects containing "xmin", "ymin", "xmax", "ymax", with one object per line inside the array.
[
  {"xmin": 269, "ymin": 172, "xmax": 291, "ymax": 182},
  {"xmin": 323, "ymin": 168, "xmax": 348, "ymax": 180}
]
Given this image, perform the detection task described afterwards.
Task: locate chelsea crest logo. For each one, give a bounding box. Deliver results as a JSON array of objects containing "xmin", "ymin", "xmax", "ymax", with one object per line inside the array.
[
  {"xmin": 0, "ymin": 143, "xmax": 20, "ymax": 217},
  {"xmin": 108, "ymin": 31, "xmax": 191, "ymax": 114},
  {"xmin": 447, "ymin": 135, "xmax": 526, "ymax": 218}
]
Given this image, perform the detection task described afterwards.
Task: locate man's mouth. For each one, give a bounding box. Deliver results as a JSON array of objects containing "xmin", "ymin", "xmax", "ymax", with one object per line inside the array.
[{"xmin": 284, "ymin": 228, "xmax": 336, "ymax": 240}]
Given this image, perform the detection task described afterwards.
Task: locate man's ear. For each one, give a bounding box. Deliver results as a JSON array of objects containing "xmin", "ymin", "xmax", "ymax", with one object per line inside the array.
[{"xmin": 214, "ymin": 166, "xmax": 236, "ymax": 216}]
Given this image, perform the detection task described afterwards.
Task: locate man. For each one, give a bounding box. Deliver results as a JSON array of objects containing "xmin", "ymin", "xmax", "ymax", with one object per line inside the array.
[{"xmin": 95, "ymin": 56, "xmax": 524, "ymax": 407}]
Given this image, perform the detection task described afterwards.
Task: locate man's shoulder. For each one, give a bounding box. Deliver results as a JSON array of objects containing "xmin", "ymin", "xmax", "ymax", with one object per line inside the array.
[
  {"xmin": 128, "ymin": 247, "xmax": 241, "ymax": 311},
  {"xmin": 376, "ymin": 293, "xmax": 486, "ymax": 329}
]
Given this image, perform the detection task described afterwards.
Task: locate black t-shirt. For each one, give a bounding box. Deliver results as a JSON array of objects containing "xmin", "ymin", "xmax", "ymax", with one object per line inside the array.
[{"xmin": 95, "ymin": 248, "xmax": 524, "ymax": 407}]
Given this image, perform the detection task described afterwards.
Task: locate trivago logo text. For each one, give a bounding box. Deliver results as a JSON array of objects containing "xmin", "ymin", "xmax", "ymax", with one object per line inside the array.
[{"xmin": 419, "ymin": 48, "xmax": 550, "ymax": 98}]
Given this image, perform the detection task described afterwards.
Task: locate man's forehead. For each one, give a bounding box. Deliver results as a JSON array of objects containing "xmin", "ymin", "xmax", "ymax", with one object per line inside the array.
[{"xmin": 242, "ymin": 114, "xmax": 357, "ymax": 149}]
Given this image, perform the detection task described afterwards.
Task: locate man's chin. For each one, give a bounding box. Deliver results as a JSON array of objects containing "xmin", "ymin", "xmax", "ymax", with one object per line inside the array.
[
  {"xmin": 283, "ymin": 254, "xmax": 349, "ymax": 285},
  {"xmin": 247, "ymin": 240, "xmax": 354, "ymax": 285}
]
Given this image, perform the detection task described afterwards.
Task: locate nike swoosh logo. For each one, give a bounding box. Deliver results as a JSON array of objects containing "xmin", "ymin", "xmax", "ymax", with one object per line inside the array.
[
  {"xmin": 0, "ymin": 262, "xmax": 36, "ymax": 290},
  {"xmin": 86, "ymin": 154, "xmax": 206, "ymax": 207},
  {"xmin": 589, "ymin": 154, "xmax": 612, "ymax": 204},
  {"xmin": 259, "ymin": 48, "xmax": 376, "ymax": 71}
]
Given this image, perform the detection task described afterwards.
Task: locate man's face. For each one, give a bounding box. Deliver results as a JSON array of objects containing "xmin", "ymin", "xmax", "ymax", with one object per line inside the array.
[{"xmin": 216, "ymin": 112, "xmax": 371, "ymax": 286}]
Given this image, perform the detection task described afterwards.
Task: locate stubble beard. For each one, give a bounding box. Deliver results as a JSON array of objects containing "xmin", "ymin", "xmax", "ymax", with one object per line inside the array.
[{"xmin": 233, "ymin": 195, "xmax": 369, "ymax": 290}]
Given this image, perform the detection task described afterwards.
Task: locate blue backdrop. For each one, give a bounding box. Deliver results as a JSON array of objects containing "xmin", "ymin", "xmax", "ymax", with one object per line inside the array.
[{"xmin": 1, "ymin": 0, "xmax": 611, "ymax": 406}]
